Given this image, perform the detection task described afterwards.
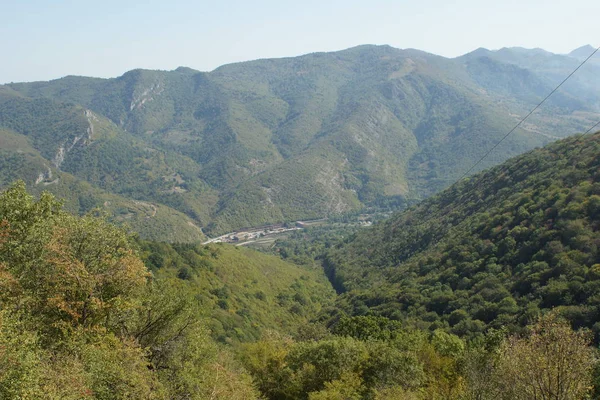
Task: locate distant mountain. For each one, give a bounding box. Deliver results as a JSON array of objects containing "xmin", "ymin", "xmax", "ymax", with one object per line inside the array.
[
  {"xmin": 568, "ymin": 44, "xmax": 596, "ymax": 59},
  {"xmin": 1, "ymin": 45, "xmax": 599, "ymax": 239},
  {"xmin": 459, "ymin": 45, "xmax": 600, "ymax": 107},
  {"xmin": 0, "ymin": 90, "xmax": 207, "ymax": 242},
  {"xmin": 325, "ymin": 132, "xmax": 600, "ymax": 337}
]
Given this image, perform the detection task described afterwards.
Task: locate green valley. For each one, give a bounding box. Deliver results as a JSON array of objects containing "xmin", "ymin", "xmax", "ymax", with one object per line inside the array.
[
  {"xmin": 2, "ymin": 43, "xmax": 600, "ymax": 400},
  {"xmin": 1, "ymin": 45, "xmax": 599, "ymax": 239},
  {"xmin": 3, "ymin": 136, "xmax": 600, "ymax": 399}
]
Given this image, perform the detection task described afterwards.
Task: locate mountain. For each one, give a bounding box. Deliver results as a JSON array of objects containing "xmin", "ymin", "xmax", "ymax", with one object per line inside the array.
[
  {"xmin": 5, "ymin": 164, "xmax": 596, "ymax": 400},
  {"xmin": 569, "ymin": 44, "xmax": 597, "ymax": 59},
  {"xmin": 460, "ymin": 45, "xmax": 600, "ymax": 108},
  {"xmin": 1, "ymin": 45, "xmax": 599, "ymax": 238},
  {"xmin": 324, "ymin": 132, "xmax": 600, "ymax": 337},
  {"xmin": 0, "ymin": 91, "xmax": 207, "ymax": 242}
]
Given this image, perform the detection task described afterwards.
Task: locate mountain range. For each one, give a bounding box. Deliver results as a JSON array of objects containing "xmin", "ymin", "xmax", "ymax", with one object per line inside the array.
[{"xmin": 1, "ymin": 44, "xmax": 598, "ymax": 240}]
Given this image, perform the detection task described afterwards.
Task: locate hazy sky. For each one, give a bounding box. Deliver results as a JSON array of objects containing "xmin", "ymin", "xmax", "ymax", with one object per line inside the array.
[{"xmin": 1, "ymin": 0, "xmax": 598, "ymax": 83}]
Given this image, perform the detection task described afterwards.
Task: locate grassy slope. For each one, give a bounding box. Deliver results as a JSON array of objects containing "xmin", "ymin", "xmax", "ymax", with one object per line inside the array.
[{"xmin": 142, "ymin": 242, "xmax": 336, "ymax": 342}]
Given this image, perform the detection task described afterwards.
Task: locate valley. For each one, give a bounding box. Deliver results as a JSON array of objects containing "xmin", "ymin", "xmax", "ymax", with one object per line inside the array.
[
  {"xmin": 1, "ymin": 41, "xmax": 600, "ymax": 400},
  {"xmin": 203, "ymin": 217, "xmax": 372, "ymax": 249},
  {"xmin": 2, "ymin": 131, "xmax": 599, "ymax": 399},
  {"xmin": 1, "ymin": 44, "xmax": 599, "ymax": 241},
  {"xmin": 202, "ymin": 222, "xmax": 304, "ymax": 245}
]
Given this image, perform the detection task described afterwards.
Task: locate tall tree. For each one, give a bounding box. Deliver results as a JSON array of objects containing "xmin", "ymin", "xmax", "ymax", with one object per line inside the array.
[{"xmin": 497, "ymin": 315, "xmax": 596, "ymax": 400}]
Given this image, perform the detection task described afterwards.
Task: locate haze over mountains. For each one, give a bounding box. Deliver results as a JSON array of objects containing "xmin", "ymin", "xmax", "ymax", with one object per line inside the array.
[{"xmin": 0, "ymin": 44, "xmax": 598, "ymax": 240}]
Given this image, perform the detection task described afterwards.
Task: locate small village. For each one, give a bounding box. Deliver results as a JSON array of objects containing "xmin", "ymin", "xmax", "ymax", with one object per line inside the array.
[
  {"xmin": 202, "ymin": 217, "xmax": 374, "ymax": 246},
  {"xmin": 203, "ymin": 222, "xmax": 305, "ymax": 245}
]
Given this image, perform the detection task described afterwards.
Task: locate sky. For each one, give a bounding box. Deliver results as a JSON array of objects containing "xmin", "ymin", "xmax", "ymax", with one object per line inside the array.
[{"xmin": 1, "ymin": 0, "xmax": 598, "ymax": 83}]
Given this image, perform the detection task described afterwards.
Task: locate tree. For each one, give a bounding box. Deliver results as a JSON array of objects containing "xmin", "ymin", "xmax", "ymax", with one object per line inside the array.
[
  {"xmin": 497, "ymin": 314, "xmax": 597, "ymax": 400},
  {"xmin": 332, "ymin": 315, "xmax": 403, "ymax": 341},
  {"xmin": 308, "ymin": 373, "xmax": 363, "ymax": 400},
  {"xmin": 0, "ymin": 182, "xmax": 261, "ymax": 399},
  {"xmin": 462, "ymin": 329, "xmax": 506, "ymax": 400}
]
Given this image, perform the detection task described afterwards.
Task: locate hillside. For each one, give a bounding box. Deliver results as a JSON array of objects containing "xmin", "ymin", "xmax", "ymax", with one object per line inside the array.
[
  {"xmin": 0, "ymin": 183, "xmax": 260, "ymax": 398},
  {"xmin": 325, "ymin": 132, "xmax": 600, "ymax": 338},
  {"xmin": 1, "ymin": 141, "xmax": 599, "ymax": 399},
  {"xmin": 2, "ymin": 45, "xmax": 599, "ymax": 238},
  {"xmin": 140, "ymin": 241, "xmax": 336, "ymax": 343},
  {"xmin": 0, "ymin": 182, "xmax": 337, "ymax": 398},
  {"xmin": 0, "ymin": 90, "xmax": 209, "ymax": 242}
]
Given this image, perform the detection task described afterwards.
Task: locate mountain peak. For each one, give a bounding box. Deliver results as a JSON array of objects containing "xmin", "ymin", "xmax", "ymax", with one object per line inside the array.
[
  {"xmin": 568, "ymin": 44, "xmax": 596, "ymax": 58},
  {"xmin": 458, "ymin": 47, "xmax": 492, "ymax": 59},
  {"xmin": 174, "ymin": 66, "xmax": 199, "ymax": 74},
  {"xmin": 497, "ymin": 46, "xmax": 553, "ymax": 56}
]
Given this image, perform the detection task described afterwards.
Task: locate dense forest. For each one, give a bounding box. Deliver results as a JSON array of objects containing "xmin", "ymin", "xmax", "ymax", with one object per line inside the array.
[
  {"xmin": 2, "ymin": 131, "xmax": 600, "ymax": 399},
  {"xmin": 323, "ymin": 133, "xmax": 600, "ymax": 340}
]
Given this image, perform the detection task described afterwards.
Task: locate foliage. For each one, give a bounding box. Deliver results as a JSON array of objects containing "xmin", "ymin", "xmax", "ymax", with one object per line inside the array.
[
  {"xmin": 2, "ymin": 132, "xmax": 600, "ymax": 398},
  {"xmin": 239, "ymin": 324, "xmax": 466, "ymax": 399},
  {"xmin": 326, "ymin": 133, "xmax": 600, "ymax": 339},
  {"xmin": 238, "ymin": 312, "xmax": 598, "ymax": 400},
  {"xmin": 139, "ymin": 240, "xmax": 336, "ymax": 343},
  {"xmin": 461, "ymin": 314, "xmax": 597, "ymax": 400},
  {"xmin": 0, "ymin": 311, "xmax": 45, "ymax": 399},
  {"xmin": 496, "ymin": 314, "xmax": 596, "ymax": 400},
  {"xmin": 0, "ymin": 182, "xmax": 259, "ymax": 399},
  {"xmin": 332, "ymin": 315, "xmax": 403, "ymax": 341}
]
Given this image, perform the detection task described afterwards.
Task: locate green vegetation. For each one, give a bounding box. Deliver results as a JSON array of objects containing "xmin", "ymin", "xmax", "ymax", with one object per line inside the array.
[
  {"xmin": 3, "ymin": 131, "xmax": 600, "ymax": 398},
  {"xmin": 2, "ymin": 45, "xmax": 599, "ymax": 238},
  {"xmin": 139, "ymin": 241, "xmax": 335, "ymax": 343},
  {"xmin": 237, "ymin": 313, "xmax": 597, "ymax": 400},
  {"xmin": 0, "ymin": 95, "xmax": 210, "ymax": 242},
  {"xmin": 2, "ymin": 45, "xmax": 600, "ymax": 398},
  {"xmin": 268, "ymin": 224, "xmax": 360, "ymax": 266},
  {"xmin": 0, "ymin": 182, "xmax": 258, "ymax": 398},
  {"xmin": 325, "ymin": 132, "xmax": 600, "ymax": 340}
]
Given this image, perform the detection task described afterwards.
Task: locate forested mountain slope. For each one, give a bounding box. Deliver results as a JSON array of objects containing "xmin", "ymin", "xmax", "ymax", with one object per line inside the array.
[
  {"xmin": 0, "ymin": 182, "xmax": 334, "ymax": 398},
  {"xmin": 2, "ymin": 45, "xmax": 598, "ymax": 238},
  {"xmin": 2, "ymin": 139, "xmax": 599, "ymax": 398},
  {"xmin": 0, "ymin": 183, "xmax": 258, "ymax": 398},
  {"xmin": 0, "ymin": 89, "xmax": 209, "ymax": 242},
  {"xmin": 325, "ymin": 132, "xmax": 600, "ymax": 337}
]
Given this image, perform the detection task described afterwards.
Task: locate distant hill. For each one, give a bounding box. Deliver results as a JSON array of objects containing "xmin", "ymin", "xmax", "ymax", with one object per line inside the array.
[
  {"xmin": 459, "ymin": 44, "xmax": 600, "ymax": 107},
  {"xmin": 324, "ymin": 132, "xmax": 600, "ymax": 337},
  {"xmin": 1, "ymin": 45, "xmax": 598, "ymax": 239}
]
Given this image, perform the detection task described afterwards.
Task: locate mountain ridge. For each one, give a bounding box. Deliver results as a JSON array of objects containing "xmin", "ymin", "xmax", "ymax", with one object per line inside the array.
[
  {"xmin": 1, "ymin": 44, "xmax": 599, "ymax": 239},
  {"xmin": 6, "ymin": 44, "xmax": 593, "ymax": 84}
]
